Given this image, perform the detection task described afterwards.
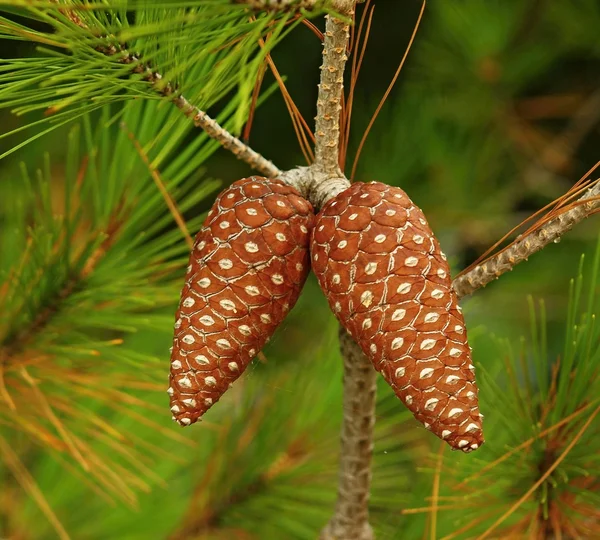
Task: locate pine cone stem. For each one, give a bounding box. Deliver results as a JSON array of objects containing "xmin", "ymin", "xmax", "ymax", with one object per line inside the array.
[
  {"xmin": 309, "ymin": 3, "xmax": 378, "ymax": 537},
  {"xmin": 321, "ymin": 327, "xmax": 376, "ymax": 540}
]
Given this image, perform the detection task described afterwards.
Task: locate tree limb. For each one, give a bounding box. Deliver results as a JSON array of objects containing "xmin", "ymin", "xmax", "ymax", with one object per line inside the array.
[
  {"xmin": 313, "ymin": 11, "xmax": 350, "ymax": 177},
  {"xmin": 321, "ymin": 328, "xmax": 376, "ymax": 540},
  {"xmin": 233, "ymin": 0, "xmax": 354, "ymax": 12},
  {"xmin": 292, "ymin": 2, "xmax": 379, "ymax": 538},
  {"xmin": 173, "ymin": 98, "xmax": 281, "ymax": 178},
  {"xmin": 108, "ymin": 49, "xmax": 282, "ymax": 178},
  {"xmin": 48, "ymin": 4, "xmax": 281, "ymax": 178},
  {"xmin": 452, "ymin": 180, "xmax": 600, "ymax": 299}
]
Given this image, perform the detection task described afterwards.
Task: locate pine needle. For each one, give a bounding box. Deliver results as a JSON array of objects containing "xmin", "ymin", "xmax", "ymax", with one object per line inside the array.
[
  {"xmin": 256, "ymin": 31, "xmax": 315, "ymax": 164},
  {"xmin": 477, "ymin": 405, "xmax": 600, "ymax": 539},
  {"xmin": 243, "ymin": 57, "xmax": 267, "ymax": 143},
  {"xmin": 122, "ymin": 122, "xmax": 194, "ymax": 250},
  {"xmin": 340, "ymin": 0, "xmax": 373, "ymax": 171},
  {"xmin": 455, "ymin": 399, "xmax": 600, "ymax": 490},
  {"xmin": 0, "ymin": 435, "xmax": 71, "ymax": 540},
  {"xmin": 19, "ymin": 366, "xmax": 90, "ymax": 472},
  {"xmin": 457, "ymin": 161, "xmax": 600, "ymax": 278},
  {"xmin": 429, "ymin": 442, "xmax": 445, "ymax": 540},
  {"xmin": 350, "ymin": 0, "xmax": 426, "ymax": 180}
]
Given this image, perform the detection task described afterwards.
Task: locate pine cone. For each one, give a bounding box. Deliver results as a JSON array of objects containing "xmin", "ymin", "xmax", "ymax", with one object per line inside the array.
[
  {"xmin": 310, "ymin": 181, "xmax": 484, "ymax": 452},
  {"xmin": 169, "ymin": 176, "xmax": 315, "ymax": 426}
]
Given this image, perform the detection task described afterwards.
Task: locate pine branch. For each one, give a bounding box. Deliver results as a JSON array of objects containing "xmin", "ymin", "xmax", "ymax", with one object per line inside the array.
[
  {"xmin": 53, "ymin": 8, "xmax": 282, "ymax": 179},
  {"xmin": 0, "ymin": 215, "xmax": 121, "ymax": 361},
  {"xmin": 289, "ymin": 3, "xmax": 380, "ymax": 538},
  {"xmin": 234, "ymin": 0, "xmax": 351, "ymax": 12},
  {"xmin": 2, "ymin": 1, "xmax": 283, "ymax": 176},
  {"xmin": 452, "ymin": 180, "xmax": 600, "ymax": 299},
  {"xmin": 321, "ymin": 327, "xmax": 376, "ymax": 540},
  {"xmin": 105, "ymin": 51, "xmax": 280, "ymax": 178},
  {"xmin": 313, "ymin": 11, "xmax": 349, "ymax": 177}
]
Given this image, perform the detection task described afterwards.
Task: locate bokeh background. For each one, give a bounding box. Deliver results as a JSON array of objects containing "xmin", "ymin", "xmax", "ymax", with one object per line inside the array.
[{"xmin": 1, "ymin": 1, "xmax": 600, "ymax": 538}]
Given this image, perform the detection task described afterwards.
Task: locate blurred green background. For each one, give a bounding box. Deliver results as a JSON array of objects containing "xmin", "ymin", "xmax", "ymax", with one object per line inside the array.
[{"xmin": 1, "ymin": 1, "xmax": 600, "ymax": 538}]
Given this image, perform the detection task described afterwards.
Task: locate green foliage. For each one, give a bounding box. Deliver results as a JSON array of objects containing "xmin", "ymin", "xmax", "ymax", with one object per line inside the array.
[
  {"xmin": 0, "ymin": 94, "xmax": 226, "ymax": 535},
  {"xmin": 1, "ymin": 1, "xmax": 600, "ymax": 539},
  {"xmin": 0, "ymin": 0, "xmax": 322, "ymax": 160}
]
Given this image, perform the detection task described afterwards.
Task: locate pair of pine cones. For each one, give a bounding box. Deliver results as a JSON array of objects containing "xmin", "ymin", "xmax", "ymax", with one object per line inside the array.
[{"xmin": 168, "ymin": 176, "xmax": 484, "ymax": 452}]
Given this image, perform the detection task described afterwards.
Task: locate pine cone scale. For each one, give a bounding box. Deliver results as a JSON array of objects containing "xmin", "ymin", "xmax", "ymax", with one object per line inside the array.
[
  {"xmin": 311, "ymin": 181, "xmax": 484, "ymax": 452},
  {"xmin": 169, "ymin": 176, "xmax": 314, "ymax": 426}
]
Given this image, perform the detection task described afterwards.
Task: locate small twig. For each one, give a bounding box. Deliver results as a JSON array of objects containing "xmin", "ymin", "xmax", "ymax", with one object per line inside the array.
[
  {"xmin": 118, "ymin": 51, "xmax": 282, "ymax": 178},
  {"xmin": 452, "ymin": 180, "xmax": 600, "ymax": 299}
]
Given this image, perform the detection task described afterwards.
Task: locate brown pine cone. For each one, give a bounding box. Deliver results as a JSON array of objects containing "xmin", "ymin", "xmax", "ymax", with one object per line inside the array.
[
  {"xmin": 310, "ymin": 181, "xmax": 484, "ymax": 452},
  {"xmin": 169, "ymin": 176, "xmax": 315, "ymax": 426}
]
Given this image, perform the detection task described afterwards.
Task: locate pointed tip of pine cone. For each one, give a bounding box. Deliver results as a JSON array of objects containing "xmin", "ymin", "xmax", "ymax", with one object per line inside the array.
[
  {"xmin": 172, "ymin": 413, "xmax": 200, "ymax": 427},
  {"xmin": 449, "ymin": 429, "xmax": 484, "ymax": 453},
  {"xmin": 168, "ymin": 389, "xmax": 204, "ymax": 427},
  {"xmin": 414, "ymin": 401, "xmax": 485, "ymax": 453}
]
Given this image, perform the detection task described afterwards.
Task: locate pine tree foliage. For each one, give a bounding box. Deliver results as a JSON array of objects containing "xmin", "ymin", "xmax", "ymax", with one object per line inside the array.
[
  {"xmin": 0, "ymin": 95, "xmax": 227, "ymax": 535},
  {"xmin": 1, "ymin": 0, "xmax": 599, "ymax": 539},
  {"xmin": 0, "ymin": 0, "xmax": 329, "ymax": 160}
]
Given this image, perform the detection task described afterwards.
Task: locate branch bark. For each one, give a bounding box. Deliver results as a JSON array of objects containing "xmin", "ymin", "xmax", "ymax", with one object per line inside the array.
[
  {"xmin": 234, "ymin": 0, "xmax": 353, "ymax": 12},
  {"xmin": 296, "ymin": 2, "xmax": 379, "ymax": 538},
  {"xmin": 114, "ymin": 51, "xmax": 282, "ymax": 178},
  {"xmin": 321, "ymin": 328, "xmax": 376, "ymax": 540},
  {"xmin": 313, "ymin": 12, "xmax": 350, "ymax": 177},
  {"xmin": 452, "ymin": 180, "xmax": 600, "ymax": 299}
]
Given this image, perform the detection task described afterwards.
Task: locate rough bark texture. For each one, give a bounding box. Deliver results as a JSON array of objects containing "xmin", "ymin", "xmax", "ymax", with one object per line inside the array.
[
  {"xmin": 320, "ymin": 328, "xmax": 376, "ymax": 540},
  {"xmin": 453, "ymin": 181, "xmax": 600, "ymax": 299},
  {"xmin": 234, "ymin": 0, "xmax": 354, "ymax": 13},
  {"xmin": 177, "ymin": 106, "xmax": 281, "ymax": 178},
  {"xmin": 306, "ymin": 2, "xmax": 380, "ymax": 537},
  {"xmin": 313, "ymin": 12, "xmax": 350, "ymax": 177}
]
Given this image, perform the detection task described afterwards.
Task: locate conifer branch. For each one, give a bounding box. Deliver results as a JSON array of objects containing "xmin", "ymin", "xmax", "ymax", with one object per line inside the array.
[
  {"xmin": 295, "ymin": 2, "xmax": 378, "ymax": 538},
  {"xmin": 0, "ymin": 216, "xmax": 121, "ymax": 363},
  {"xmin": 234, "ymin": 0, "xmax": 352, "ymax": 12},
  {"xmin": 313, "ymin": 11, "xmax": 351, "ymax": 177},
  {"xmin": 47, "ymin": 3, "xmax": 281, "ymax": 178},
  {"xmin": 104, "ymin": 50, "xmax": 281, "ymax": 178},
  {"xmin": 452, "ymin": 180, "xmax": 600, "ymax": 299},
  {"xmin": 321, "ymin": 328, "xmax": 376, "ymax": 540}
]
